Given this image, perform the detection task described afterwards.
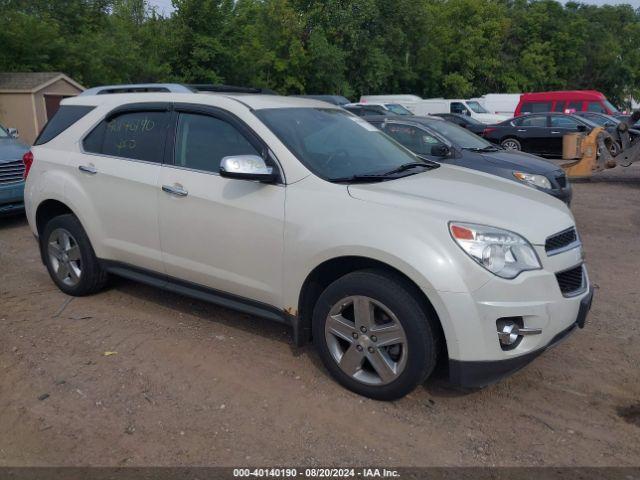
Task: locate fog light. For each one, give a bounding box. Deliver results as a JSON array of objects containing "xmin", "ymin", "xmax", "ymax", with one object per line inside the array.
[
  {"xmin": 496, "ymin": 317, "xmax": 543, "ymax": 350},
  {"xmin": 497, "ymin": 320, "xmax": 519, "ymax": 346}
]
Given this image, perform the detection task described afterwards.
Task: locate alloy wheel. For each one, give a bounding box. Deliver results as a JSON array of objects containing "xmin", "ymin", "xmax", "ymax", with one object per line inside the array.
[
  {"xmin": 47, "ymin": 228, "xmax": 82, "ymax": 287},
  {"xmin": 324, "ymin": 296, "xmax": 408, "ymax": 385}
]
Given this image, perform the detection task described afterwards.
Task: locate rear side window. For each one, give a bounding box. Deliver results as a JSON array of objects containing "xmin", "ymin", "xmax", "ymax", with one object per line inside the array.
[
  {"xmin": 34, "ymin": 105, "xmax": 95, "ymax": 145},
  {"xmin": 566, "ymin": 101, "xmax": 582, "ymax": 112},
  {"xmin": 174, "ymin": 113, "xmax": 260, "ymax": 173},
  {"xmin": 83, "ymin": 111, "xmax": 170, "ymax": 163},
  {"xmin": 514, "ymin": 115, "xmax": 547, "ymax": 127},
  {"xmin": 553, "ymin": 101, "xmax": 565, "ymax": 112},
  {"xmin": 587, "ymin": 102, "xmax": 606, "ymax": 113},
  {"xmin": 520, "ymin": 102, "xmax": 552, "ymax": 113}
]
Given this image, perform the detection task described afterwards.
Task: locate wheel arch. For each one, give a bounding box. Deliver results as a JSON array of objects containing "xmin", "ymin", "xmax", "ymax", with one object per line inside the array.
[
  {"xmin": 296, "ymin": 255, "xmax": 447, "ymax": 358},
  {"xmin": 35, "ymin": 199, "xmax": 78, "ymax": 237}
]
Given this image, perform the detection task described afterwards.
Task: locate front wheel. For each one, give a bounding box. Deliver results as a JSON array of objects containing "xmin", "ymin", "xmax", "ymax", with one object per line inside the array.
[
  {"xmin": 312, "ymin": 270, "xmax": 440, "ymax": 400},
  {"xmin": 501, "ymin": 137, "xmax": 522, "ymax": 151}
]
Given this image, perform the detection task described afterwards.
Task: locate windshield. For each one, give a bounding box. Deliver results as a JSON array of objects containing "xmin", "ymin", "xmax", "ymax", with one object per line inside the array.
[
  {"xmin": 604, "ymin": 100, "xmax": 620, "ymax": 114},
  {"xmin": 255, "ymin": 108, "xmax": 424, "ymax": 181},
  {"xmin": 0, "ymin": 124, "xmax": 8, "ymax": 138},
  {"xmin": 385, "ymin": 104, "xmax": 413, "ymax": 116},
  {"xmin": 466, "ymin": 101, "xmax": 489, "ymax": 114},
  {"xmin": 424, "ymin": 119, "xmax": 492, "ymax": 149}
]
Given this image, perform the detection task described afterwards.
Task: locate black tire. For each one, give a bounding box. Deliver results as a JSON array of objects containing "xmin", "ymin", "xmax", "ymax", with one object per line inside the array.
[
  {"xmin": 41, "ymin": 214, "xmax": 108, "ymax": 296},
  {"xmin": 312, "ymin": 269, "xmax": 440, "ymax": 401},
  {"xmin": 501, "ymin": 137, "xmax": 522, "ymax": 151}
]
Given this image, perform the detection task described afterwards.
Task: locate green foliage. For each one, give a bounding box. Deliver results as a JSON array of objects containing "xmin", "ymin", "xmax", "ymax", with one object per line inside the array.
[{"xmin": 1, "ymin": 0, "xmax": 639, "ymax": 105}]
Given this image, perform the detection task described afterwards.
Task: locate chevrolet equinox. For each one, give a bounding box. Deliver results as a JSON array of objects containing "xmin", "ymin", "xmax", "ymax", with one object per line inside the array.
[{"xmin": 24, "ymin": 92, "xmax": 593, "ymax": 400}]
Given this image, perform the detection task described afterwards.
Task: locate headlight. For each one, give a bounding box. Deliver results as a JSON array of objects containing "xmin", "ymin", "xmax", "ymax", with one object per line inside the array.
[
  {"xmin": 449, "ymin": 222, "xmax": 541, "ymax": 279},
  {"xmin": 513, "ymin": 171, "xmax": 552, "ymax": 189}
]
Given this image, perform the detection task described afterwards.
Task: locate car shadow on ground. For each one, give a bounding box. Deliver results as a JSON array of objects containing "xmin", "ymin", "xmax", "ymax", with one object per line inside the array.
[{"xmin": 0, "ymin": 213, "xmax": 27, "ymax": 230}]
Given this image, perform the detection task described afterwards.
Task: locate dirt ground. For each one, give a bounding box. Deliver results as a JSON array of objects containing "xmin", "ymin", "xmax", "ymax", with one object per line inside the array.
[{"xmin": 1, "ymin": 166, "xmax": 639, "ymax": 468}]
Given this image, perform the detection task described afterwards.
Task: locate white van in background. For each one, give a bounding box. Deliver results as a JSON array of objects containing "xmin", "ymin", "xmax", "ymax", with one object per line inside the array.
[
  {"xmin": 360, "ymin": 95, "xmax": 507, "ymax": 124},
  {"xmin": 471, "ymin": 93, "xmax": 521, "ymax": 117}
]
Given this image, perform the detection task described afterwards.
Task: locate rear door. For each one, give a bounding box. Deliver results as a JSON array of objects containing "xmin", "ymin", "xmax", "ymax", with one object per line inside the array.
[
  {"xmin": 511, "ymin": 115, "xmax": 549, "ymax": 154},
  {"xmin": 157, "ymin": 105, "xmax": 285, "ymax": 307},
  {"xmin": 75, "ymin": 103, "xmax": 171, "ymax": 272}
]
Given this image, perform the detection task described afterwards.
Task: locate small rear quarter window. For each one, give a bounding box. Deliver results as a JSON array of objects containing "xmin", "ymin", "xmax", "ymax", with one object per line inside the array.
[{"xmin": 34, "ymin": 105, "xmax": 95, "ymax": 145}]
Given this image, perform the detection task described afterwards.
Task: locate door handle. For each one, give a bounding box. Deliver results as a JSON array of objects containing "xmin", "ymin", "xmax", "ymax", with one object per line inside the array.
[
  {"xmin": 162, "ymin": 184, "xmax": 188, "ymax": 197},
  {"xmin": 517, "ymin": 129, "xmax": 527, "ymax": 132},
  {"xmin": 551, "ymin": 131, "xmax": 561, "ymax": 134},
  {"xmin": 79, "ymin": 165, "xmax": 97, "ymax": 175}
]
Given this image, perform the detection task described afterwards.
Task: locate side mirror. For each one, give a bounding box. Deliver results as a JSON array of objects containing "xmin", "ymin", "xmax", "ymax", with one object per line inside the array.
[
  {"xmin": 219, "ymin": 155, "xmax": 277, "ymax": 183},
  {"xmin": 7, "ymin": 127, "xmax": 19, "ymax": 138},
  {"xmin": 430, "ymin": 144, "xmax": 450, "ymax": 157},
  {"xmin": 576, "ymin": 124, "xmax": 587, "ymax": 132}
]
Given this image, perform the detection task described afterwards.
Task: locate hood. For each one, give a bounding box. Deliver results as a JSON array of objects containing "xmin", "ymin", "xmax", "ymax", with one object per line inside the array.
[
  {"xmin": 477, "ymin": 149, "xmax": 561, "ymax": 175},
  {"xmin": 347, "ymin": 164, "xmax": 574, "ymax": 246},
  {"xmin": 473, "ymin": 113, "xmax": 509, "ymax": 124},
  {"xmin": 0, "ymin": 138, "xmax": 29, "ymax": 163}
]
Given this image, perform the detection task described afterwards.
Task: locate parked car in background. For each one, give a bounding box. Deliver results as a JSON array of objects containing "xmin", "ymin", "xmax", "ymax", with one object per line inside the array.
[
  {"xmin": 359, "ymin": 95, "xmax": 508, "ymax": 124},
  {"xmin": 0, "ymin": 123, "xmax": 29, "ymax": 215},
  {"xmin": 291, "ymin": 94, "xmax": 350, "ymax": 106},
  {"xmin": 432, "ymin": 113, "xmax": 487, "ymax": 135},
  {"xmin": 470, "ymin": 93, "xmax": 521, "ymax": 117},
  {"xmin": 482, "ymin": 113, "xmax": 601, "ymax": 157},
  {"xmin": 344, "ymin": 102, "xmax": 413, "ymax": 117},
  {"xmin": 366, "ymin": 115, "xmax": 571, "ymax": 204},
  {"xmin": 24, "ymin": 91, "xmax": 591, "ymax": 400},
  {"xmin": 515, "ymin": 90, "xmax": 619, "ymax": 117}
]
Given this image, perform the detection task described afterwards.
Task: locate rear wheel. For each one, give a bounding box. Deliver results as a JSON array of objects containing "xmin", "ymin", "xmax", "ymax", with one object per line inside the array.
[
  {"xmin": 313, "ymin": 270, "xmax": 439, "ymax": 400},
  {"xmin": 42, "ymin": 214, "xmax": 108, "ymax": 296},
  {"xmin": 501, "ymin": 137, "xmax": 522, "ymax": 151}
]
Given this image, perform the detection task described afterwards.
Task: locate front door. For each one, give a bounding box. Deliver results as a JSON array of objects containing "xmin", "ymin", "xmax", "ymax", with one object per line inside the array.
[{"xmin": 157, "ymin": 107, "xmax": 285, "ymax": 307}]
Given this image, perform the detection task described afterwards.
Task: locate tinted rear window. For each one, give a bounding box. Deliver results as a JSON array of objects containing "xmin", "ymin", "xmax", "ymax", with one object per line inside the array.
[
  {"xmin": 83, "ymin": 111, "xmax": 170, "ymax": 163},
  {"xmin": 34, "ymin": 105, "xmax": 95, "ymax": 145},
  {"xmin": 520, "ymin": 102, "xmax": 552, "ymax": 113}
]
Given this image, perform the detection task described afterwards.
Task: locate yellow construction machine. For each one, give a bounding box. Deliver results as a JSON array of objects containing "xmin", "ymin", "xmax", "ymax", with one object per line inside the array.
[{"xmin": 561, "ymin": 111, "xmax": 640, "ymax": 179}]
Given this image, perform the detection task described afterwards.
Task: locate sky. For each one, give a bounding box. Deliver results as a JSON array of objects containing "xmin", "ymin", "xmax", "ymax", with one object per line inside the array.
[{"xmin": 147, "ymin": 0, "xmax": 640, "ymax": 14}]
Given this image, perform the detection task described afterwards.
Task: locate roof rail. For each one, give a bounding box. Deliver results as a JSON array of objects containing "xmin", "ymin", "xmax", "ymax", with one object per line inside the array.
[
  {"xmin": 79, "ymin": 83, "xmax": 194, "ymax": 96},
  {"xmin": 79, "ymin": 83, "xmax": 278, "ymax": 96},
  {"xmin": 189, "ymin": 84, "xmax": 278, "ymax": 95}
]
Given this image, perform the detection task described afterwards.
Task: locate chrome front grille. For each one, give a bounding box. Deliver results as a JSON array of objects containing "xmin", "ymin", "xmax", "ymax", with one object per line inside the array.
[
  {"xmin": 0, "ymin": 160, "xmax": 25, "ymax": 185},
  {"xmin": 545, "ymin": 227, "xmax": 579, "ymax": 255}
]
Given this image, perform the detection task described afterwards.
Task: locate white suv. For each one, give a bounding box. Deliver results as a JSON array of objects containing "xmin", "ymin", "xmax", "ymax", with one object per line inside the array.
[{"xmin": 24, "ymin": 92, "xmax": 593, "ymax": 400}]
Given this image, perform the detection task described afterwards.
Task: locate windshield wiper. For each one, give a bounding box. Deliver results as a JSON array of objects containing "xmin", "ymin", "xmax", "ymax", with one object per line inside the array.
[
  {"xmin": 328, "ymin": 162, "xmax": 437, "ymax": 183},
  {"xmin": 463, "ymin": 145, "xmax": 501, "ymax": 152},
  {"xmin": 378, "ymin": 161, "xmax": 438, "ymax": 176}
]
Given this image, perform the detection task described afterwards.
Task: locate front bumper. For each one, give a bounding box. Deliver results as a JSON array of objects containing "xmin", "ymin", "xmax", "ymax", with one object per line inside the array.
[
  {"xmin": 448, "ymin": 285, "xmax": 593, "ymax": 388},
  {"xmin": 0, "ymin": 181, "xmax": 25, "ymax": 215}
]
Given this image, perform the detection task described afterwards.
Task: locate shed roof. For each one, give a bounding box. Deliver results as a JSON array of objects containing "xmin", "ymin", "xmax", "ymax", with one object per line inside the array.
[{"xmin": 0, "ymin": 72, "xmax": 84, "ymax": 93}]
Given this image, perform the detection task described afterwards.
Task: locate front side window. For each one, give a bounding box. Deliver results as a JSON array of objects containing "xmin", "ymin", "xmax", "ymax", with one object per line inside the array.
[
  {"xmin": 174, "ymin": 113, "xmax": 260, "ymax": 173},
  {"xmin": 255, "ymin": 108, "xmax": 424, "ymax": 181},
  {"xmin": 451, "ymin": 102, "xmax": 469, "ymax": 115},
  {"xmin": 384, "ymin": 124, "xmax": 443, "ymax": 156},
  {"xmin": 587, "ymin": 101, "xmax": 606, "ymax": 113},
  {"xmin": 550, "ymin": 115, "xmax": 581, "ymax": 128},
  {"xmin": 83, "ymin": 110, "xmax": 169, "ymax": 163},
  {"xmin": 466, "ymin": 101, "xmax": 489, "ymax": 114},
  {"xmin": 424, "ymin": 119, "xmax": 491, "ymax": 149}
]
